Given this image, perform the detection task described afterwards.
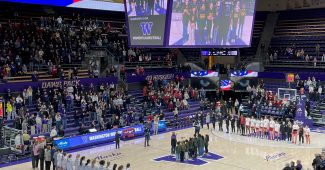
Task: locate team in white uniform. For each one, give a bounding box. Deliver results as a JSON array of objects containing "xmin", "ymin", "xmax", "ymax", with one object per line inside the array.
[
  {"xmin": 255, "ymin": 118, "xmax": 261, "ymax": 137},
  {"xmin": 245, "ymin": 117, "xmax": 251, "ymax": 134},
  {"xmin": 269, "ymin": 118, "xmax": 275, "ymax": 140},
  {"xmin": 274, "ymin": 121, "xmax": 280, "ymax": 141},
  {"xmin": 292, "ymin": 122, "xmax": 299, "ymax": 144},
  {"xmin": 53, "ymin": 153, "xmax": 129, "ymax": 170},
  {"xmin": 263, "ymin": 117, "xmax": 270, "ymax": 139},
  {"xmin": 237, "ymin": 115, "xmax": 311, "ymax": 145},
  {"xmin": 304, "ymin": 125, "xmax": 311, "ymax": 144}
]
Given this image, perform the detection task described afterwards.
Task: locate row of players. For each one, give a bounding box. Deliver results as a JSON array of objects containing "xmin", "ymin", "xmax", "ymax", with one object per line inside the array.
[
  {"xmin": 176, "ymin": 0, "xmax": 252, "ymax": 45},
  {"xmin": 239, "ymin": 116, "xmax": 311, "ymax": 145}
]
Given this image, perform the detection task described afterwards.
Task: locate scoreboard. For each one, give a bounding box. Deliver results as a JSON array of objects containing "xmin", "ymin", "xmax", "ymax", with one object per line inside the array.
[
  {"xmin": 201, "ymin": 49, "xmax": 239, "ymax": 56},
  {"xmin": 125, "ymin": 0, "xmax": 257, "ymax": 47}
]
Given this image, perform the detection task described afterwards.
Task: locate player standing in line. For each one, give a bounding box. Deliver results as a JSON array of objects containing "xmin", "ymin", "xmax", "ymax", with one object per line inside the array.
[
  {"xmin": 263, "ymin": 116, "xmax": 270, "ymax": 139},
  {"xmin": 274, "ymin": 120, "xmax": 280, "ymax": 141},
  {"xmin": 213, "ymin": 0, "xmax": 222, "ymax": 44},
  {"xmin": 245, "ymin": 116, "xmax": 251, "ymax": 135},
  {"xmin": 197, "ymin": 0, "xmax": 207, "ymax": 45},
  {"xmin": 231, "ymin": 0, "xmax": 240, "ymax": 43},
  {"xmin": 304, "ymin": 125, "xmax": 311, "ymax": 144},
  {"xmin": 148, "ymin": 0, "xmax": 155, "ymax": 15},
  {"xmin": 255, "ymin": 117, "xmax": 260, "ymax": 138},
  {"xmin": 238, "ymin": 1, "xmax": 246, "ymax": 38},
  {"xmin": 292, "ymin": 122, "xmax": 299, "ymax": 144},
  {"xmin": 206, "ymin": 2, "xmax": 214, "ymax": 44},
  {"xmin": 189, "ymin": 0, "xmax": 197, "ymax": 45},
  {"xmin": 260, "ymin": 117, "xmax": 265, "ymax": 138},
  {"xmin": 250, "ymin": 116, "xmax": 255, "ymax": 136},
  {"xmin": 220, "ymin": 0, "xmax": 233, "ymax": 45},
  {"xmin": 269, "ymin": 117, "xmax": 275, "ymax": 140},
  {"xmin": 182, "ymin": 0, "xmax": 191, "ymax": 44}
]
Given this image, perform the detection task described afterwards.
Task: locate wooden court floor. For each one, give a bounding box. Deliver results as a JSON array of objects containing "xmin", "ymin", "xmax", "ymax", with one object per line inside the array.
[{"xmin": 3, "ymin": 127, "xmax": 324, "ymax": 170}]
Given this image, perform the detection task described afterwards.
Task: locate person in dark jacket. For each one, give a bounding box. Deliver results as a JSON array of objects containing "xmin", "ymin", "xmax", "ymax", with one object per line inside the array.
[
  {"xmin": 225, "ymin": 114, "xmax": 230, "ymax": 133},
  {"xmin": 192, "ymin": 135, "xmax": 198, "ymax": 158},
  {"xmin": 171, "ymin": 132, "xmax": 177, "ymax": 155},
  {"xmin": 180, "ymin": 141, "xmax": 185, "ymax": 162},
  {"xmin": 280, "ymin": 121, "xmax": 286, "ymax": 141},
  {"xmin": 204, "ymin": 134, "xmax": 209, "ymax": 154},
  {"xmin": 144, "ymin": 124, "xmax": 150, "ymax": 147},
  {"xmin": 211, "ymin": 112, "xmax": 216, "ymax": 130},
  {"xmin": 218, "ymin": 113, "xmax": 223, "ymax": 131},
  {"xmin": 115, "ymin": 131, "xmax": 120, "ymax": 149},
  {"xmin": 312, "ymin": 154, "xmax": 323, "ymax": 170},
  {"xmin": 282, "ymin": 163, "xmax": 291, "ymax": 170}
]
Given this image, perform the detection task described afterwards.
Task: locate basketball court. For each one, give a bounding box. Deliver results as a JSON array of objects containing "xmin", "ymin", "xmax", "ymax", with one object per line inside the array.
[{"xmin": 2, "ymin": 126, "xmax": 324, "ymax": 170}]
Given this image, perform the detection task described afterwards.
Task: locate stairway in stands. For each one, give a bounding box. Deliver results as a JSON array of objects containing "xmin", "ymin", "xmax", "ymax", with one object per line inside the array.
[{"xmin": 310, "ymin": 98, "xmax": 325, "ymax": 127}]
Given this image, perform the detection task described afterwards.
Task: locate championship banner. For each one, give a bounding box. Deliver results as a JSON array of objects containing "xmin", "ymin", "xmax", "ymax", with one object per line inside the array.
[
  {"xmin": 286, "ymin": 73, "xmax": 295, "ymax": 83},
  {"xmin": 0, "ymin": 99, "xmax": 4, "ymax": 118}
]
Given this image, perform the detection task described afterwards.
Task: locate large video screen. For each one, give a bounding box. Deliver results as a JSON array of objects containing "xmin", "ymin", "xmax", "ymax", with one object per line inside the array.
[
  {"xmin": 125, "ymin": 0, "xmax": 168, "ymax": 46},
  {"xmin": 168, "ymin": 0, "xmax": 256, "ymax": 47},
  {"xmin": 2, "ymin": 0, "xmax": 124, "ymax": 11}
]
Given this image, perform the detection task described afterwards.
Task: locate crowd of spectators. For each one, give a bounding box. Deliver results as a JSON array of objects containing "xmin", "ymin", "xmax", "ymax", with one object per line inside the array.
[
  {"xmin": 268, "ymin": 44, "xmax": 325, "ymax": 67},
  {"xmin": 30, "ymin": 141, "xmax": 131, "ymax": 170},
  {"xmin": 245, "ymin": 80, "xmax": 296, "ymax": 119},
  {"xmin": 296, "ymin": 76, "xmax": 323, "ymax": 102},
  {"xmin": 0, "ymin": 13, "xmax": 121, "ymax": 80},
  {"xmin": 4, "ymin": 81, "xmax": 134, "ymax": 142}
]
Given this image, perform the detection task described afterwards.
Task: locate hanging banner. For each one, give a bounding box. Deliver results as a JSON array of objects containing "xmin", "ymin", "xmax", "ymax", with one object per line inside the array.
[{"xmin": 0, "ymin": 99, "xmax": 3, "ymax": 118}]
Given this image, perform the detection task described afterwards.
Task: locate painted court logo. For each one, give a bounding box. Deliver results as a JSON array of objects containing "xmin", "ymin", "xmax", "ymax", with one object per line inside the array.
[
  {"xmin": 264, "ymin": 152, "xmax": 286, "ymax": 161},
  {"xmin": 140, "ymin": 22, "xmax": 153, "ymax": 35},
  {"xmin": 154, "ymin": 152, "xmax": 224, "ymax": 166},
  {"xmin": 95, "ymin": 152, "xmax": 122, "ymax": 161}
]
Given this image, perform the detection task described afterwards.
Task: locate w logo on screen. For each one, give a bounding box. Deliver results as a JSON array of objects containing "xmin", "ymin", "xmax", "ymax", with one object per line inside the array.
[{"xmin": 140, "ymin": 22, "xmax": 153, "ymax": 35}]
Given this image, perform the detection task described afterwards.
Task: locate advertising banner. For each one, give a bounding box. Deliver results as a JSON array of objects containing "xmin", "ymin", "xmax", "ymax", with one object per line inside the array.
[
  {"xmin": 53, "ymin": 124, "xmax": 144, "ymax": 150},
  {"xmin": 0, "ymin": 77, "xmax": 117, "ymax": 93}
]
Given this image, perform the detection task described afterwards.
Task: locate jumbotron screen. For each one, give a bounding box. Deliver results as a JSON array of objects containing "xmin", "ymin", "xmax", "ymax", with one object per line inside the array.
[
  {"xmin": 1, "ymin": 0, "xmax": 124, "ymax": 11},
  {"xmin": 168, "ymin": 0, "xmax": 256, "ymax": 47},
  {"xmin": 125, "ymin": 0, "xmax": 168, "ymax": 46}
]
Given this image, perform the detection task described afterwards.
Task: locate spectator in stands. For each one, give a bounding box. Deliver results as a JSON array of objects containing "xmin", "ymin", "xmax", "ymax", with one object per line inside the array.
[
  {"xmin": 316, "ymin": 44, "xmax": 320, "ymax": 57},
  {"xmin": 314, "ymin": 57, "xmax": 317, "ymax": 67},
  {"xmin": 50, "ymin": 126, "xmax": 57, "ymax": 139}
]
